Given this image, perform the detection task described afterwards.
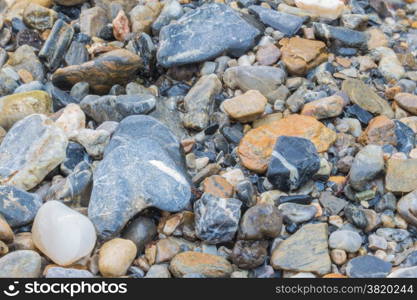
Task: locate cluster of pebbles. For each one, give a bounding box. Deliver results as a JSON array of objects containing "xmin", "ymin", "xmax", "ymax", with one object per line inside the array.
[{"xmin": 1, "ymin": 0, "xmax": 417, "ymax": 278}]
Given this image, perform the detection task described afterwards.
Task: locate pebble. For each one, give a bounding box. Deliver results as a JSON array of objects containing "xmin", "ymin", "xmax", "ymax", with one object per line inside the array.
[
  {"xmin": 223, "ymin": 90, "xmax": 267, "ymax": 123},
  {"xmin": 122, "ymin": 216, "xmax": 156, "ymax": 254},
  {"xmin": 294, "ymin": 0, "xmax": 345, "ymax": 19},
  {"xmin": 99, "ymin": 238, "xmax": 137, "ymax": 277},
  {"xmin": 330, "ymin": 249, "xmax": 347, "ymax": 265},
  {"xmin": 79, "ymin": 6, "xmax": 108, "ymax": 38},
  {"xmin": 0, "ymin": 215, "xmax": 14, "ymax": 243},
  {"xmin": 202, "ymin": 175, "xmax": 234, "ymax": 199},
  {"xmin": 0, "ymin": 250, "xmax": 41, "ymax": 278},
  {"xmin": 397, "ymin": 190, "xmax": 417, "ymax": 227},
  {"xmin": 394, "ymin": 93, "xmax": 417, "ymax": 115},
  {"xmin": 231, "ymin": 240, "xmax": 268, "ymax": 269},
  {"xmin": 279, "ymin": 203, "xmax": 317, "ymax": 224},
  {"xmin": 328, "ymin": 230, "xmax": 362, "ymax": 253},
  {"xmin": 256, "ymin": 44, "xmax": 281, "ymax": 66},
  {"xmin": 145, "ymin": 264, "xmax": 171, "ymax": 278},
  {"xmin": 369, "ymin": 234, "xmax": 388, "ymax": 250},
  {"xmin": 169, "ymin": 251, "xmax": 233, "ymax": 278},
  {"xmin": 45, "ymin": 267, "xmax": 94, "ymax": 278},
  {"xmin": 55, "ymin": 103, "xmax": 85, "ymax": 138},
  {"xmin": 32, "ymin": 201, "xmax": 96, "ymax": 266},
  {"xmin": 319, "ymin": 192, "xmax": 347, "ymax": 215},
  {"xmin": 385, "ymin": 158, "xmax": 417, "ymax": 193},
  {"xmin": 301, "ymin": 95, "xmax": 345, "ymax": 119},
  {"xmin": 346, "ymin": 255, "xmax": 392, "ymax": 278},
  {"xmin": 22, "ymin": 3, "xmax": 57, "ymax": 31}
]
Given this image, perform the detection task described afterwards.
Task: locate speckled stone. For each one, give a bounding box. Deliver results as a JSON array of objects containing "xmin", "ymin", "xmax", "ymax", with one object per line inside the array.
[{"xmin": 0, "ymin": 250, "xmax": 41, "ymax": 278}]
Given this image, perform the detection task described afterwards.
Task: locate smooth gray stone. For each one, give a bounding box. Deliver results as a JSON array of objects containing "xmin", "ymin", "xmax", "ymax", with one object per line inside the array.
[
  {"xmin": 45, "ymin": 267, "xmax": 94, "ymax": 278},
  {"xmin": 14, "ymin": 81, "xmax": 45, "ymax": 94},
  {"xmin": 0, "ymin": 250, "xmax": 42, "ymax": 278},
  {"xmin": 346, "ymin": 255, "xmax": 392, "ymax": 278}
]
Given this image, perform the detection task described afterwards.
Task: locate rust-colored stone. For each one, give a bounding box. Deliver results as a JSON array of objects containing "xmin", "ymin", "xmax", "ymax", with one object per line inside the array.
[
  {"xmin": 360, "ymin": 115, "xmax": 396, "ymax": 146},
  {"xmin": 202, "ymin": 175, "xmax": 234, "ymax": 198}
]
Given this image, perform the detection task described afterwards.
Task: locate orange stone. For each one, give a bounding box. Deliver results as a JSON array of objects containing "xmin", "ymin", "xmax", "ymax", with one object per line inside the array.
[
  {"xmin": 202, "ymin": 175, "xmax": 234, "ymax": 198},
  {"xmin": 17, "ymin": 69, "xmax": 33, "ymax": 83},
  {"xmin": 238, "ymin": 114, "xmax": 337, "ymax": 173},
  {"xmin": 359, "ymin": 115, "xmax": 396, "ymax": 146},
  {"xmin": 385, "ymin": 86, "xmax": 402, "ymax": 100},
  {"xmin": 322, "ymin": 273, "xmax": 348, "ymax": 278},
  {"xmin": 328, "ymin": 176, "xmax": 347, "ymax": 185}
]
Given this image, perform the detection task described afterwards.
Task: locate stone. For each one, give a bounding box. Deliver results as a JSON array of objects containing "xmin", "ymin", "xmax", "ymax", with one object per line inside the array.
[
  {"xmin": 387, "ymin": 266, "xmax": 417, "ymax": 278},
  {"xmin": 223, "ymin": 66, "xmax": 286, "ymax": 100},
  {"xmin": 386, "ymin": 159, "xmax": 417, "ymax": 193},
  {"xmin": 202, "ymin": 175, "xmax": 234, "ymax": 198},
  {"xmin": 145, "ymin": 264, "xmax": 171, "ymax": 278},
  {"xmin": 152, "ymin": 0, "xmax": 183, "ymax": 34},
  {"xmin": 0, "ymin": 114, "xmax": 67, "ymax": 191},
  {"xmin": 248, "ymin": 5, "xmax": 306, "ymax": 36},
  {"xmin": 342, "ymin": 79, "xmax": 394, "ymax": 118},
  {"xmin": 344, "ymin": 204, "xmax": 368, "ymax": 229},
  {"xmin": 238, "ymin": 204, "xmax": 283, "ymax": 240},
  {"xmin": 349, "ymin": 145, "xmax": 384, "ymax": 191},
  {"xmin": 313, "ymin": 23, "xmax": 368, "ymax": 50},
  {"xmin": 0, "ymin": 70, "xmax": 19, "ymax": 97},
  {"xmin": 99, "ymin": 238, "xmax": 137, "ymax": 277},
  {"xmin": 346, "ymin": 255, "xmax": 392, "ymax": 278},
  {"xmin": 81, "ymin": 94, "xmax": 155, "ymax": 124},
  {"xmin": 88, "ymin": 116, "xmax": 191, "ymax": 239},
  {"xmin": 54, "ymin": 0, "xmax": 86, "ymax": 5},
  {"xmin": 394, "ymin": 93, "xmax": 417, "ymax": 115},
  {"xmin": 53, "ymin": 49, "xmax": 141, "ymax": 94},
  {"xmin": 0, "ymin": 185, "xmax": 42, "ymax": 228},
  {"xmin": 376, "ymin": 228, "xmax": 409, "ymax": 242},
  {"xmin": 271, "ymin": 223, "xmax": 331, "ymax": 275},
  {"xmin": 301, "ymin": 95, "xmax": 345, "ymax": 119},
  {"xmin": 130, "ymin": 0, "xmax": 162, "ymax": 34},
  {"xmin": 367, "ymin": 27, "xmax": 389, "ymax": 50},
  {"xmin": 328, "ymin": 230, "xmax": 362, "ymax": 253},
  {"xmin": 267, "ymin": 136, "xmax": 320, "ymax": 191},
  {"xmin": 279, "ymin": 203, "xmax": 317, "ymax": 224},
  {"xmin": 45, "ymin": 267, "xmax": 94, "ymax": 278},
  {"xmin": 65, "ymin": 41, "xmax": 89, "ymax": 67},
  {"xmin": 60, "ymin": 142, "xmax": 91, "ymax": 175},
  {"xmin": 256, "ymin": 44, "xmax": 281, "ymax": 66},
  {"xmin": 5, "ymin": 45, "xmax": 44, "ymax": 81},
  {"xmin": 23, "ymin": 3, "xmax": 57, "ymax": 31},
  {"xmin": 294, "ymin": 0, "xmax": 346, "ymax": 19},
  {"xmin": 0, "ymin": 250, "xmax": 41, "ymax": 278},
  {"xmin": 32, "ymin": 201, "xmax": 96, "ymax": 266},
  {"xmin": 55, "ymin": 103, "xmax": 85, "ymax": 138},
  {"xmin": 330, "ymin": 249, "xmax": 347, "ymax": 265},
  {"xmin": 238, "ymin": 114, "xmax": 336, "ymax": 173},
  {"xmin": 79, "ymin": 7, "xmax": 108, "ymax": 37},
  {"xmin": 231, "ymin": 240, "xmax": 268, "ymax": 269},
  {"xmin": 122, "ymin": 217, "xmax": 156, "ymax": 255},
  {"xmin": 0, "ymin": 215, "xmax": 14, "ymax": 243},
  {"xmin": 319, "ymin": 192, "xmax": 347, "ymax": 215},
  {"xmin": 39, "ymin": 19, "xmax": 74, "ymax": 71},
  {"xmin": 374, "ymin": 47, "xmax": 405, "ymax": 82},
  {"xmin": 157, "ymin": 3, "xmax": 262, "ymax": 67},
  {"xmin": 360, "ymin": 116, "xmax": 396, "ymax": 146},
  {"xmin": 169, "ymin": 251, "xmax": 233, "ymax": 278},
  {"xmin": 72, "ymin": 129, "xmax": 110, "ymax": 158},
  {"xmin": 223, "ymin": 90, "xmax": 267, "ymax": 123},
  {"xmin": 397, "ymin": 190, "xmax": 417, "ymax": 227},
  {"xmin": 182, "ymin": 74, "xmax": 222, "ymax": 131},
  {"xmin": 279, "ymin": 37, "xmax": 328, "ymax": 76},
  {"xmin": 194, "ymin": 193, "xmax": 241, "ymax": 244},
  {"xmin": 368, "ymin": 234, "xmax": 388, "ymax": 250},
  {"xmin": 112, "ymin": 9, "xmax": 129, "ymax": 41},
  {"xmin": 0, "ymin": 91, "xmax": 52, "ymax": 129}
]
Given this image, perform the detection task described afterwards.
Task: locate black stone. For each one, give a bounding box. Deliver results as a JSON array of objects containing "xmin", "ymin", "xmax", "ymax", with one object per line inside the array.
[
  {"xmin": 344, "ymin": 204, "xmax": 368, "ymax": 229},
  {"xmin": 279, "ymin": 195, "xmax": 312, "ymax": 205},
  {"xmin": 122, "ymin": 216, "xmax": 157, "ymax": 254},
  {"xmin": 266, "ymin": 136, "xmax": 320, "ymax": 192},
  {"xmin": 313, "ymin": 22, "xmax": 368, "ymax": 50},
  {"xmin": 60, "ymin": 142, "xmax": 92, "ymax": 175},
  {"xmin": 98, "ymin": 24, "xmax": 114, "ymax": 41},
  {"xmin": 45, "ymin": 82, "xmax": 79, "ymax": 111},
  {"xmin": 16, "ymin": 29, "xmax": 43, "ymax": 49},
  {"xmin": 221, "ymin": 126, "xmax": 243, "ymax": 144},
  {"xmin": 346, "ymin": 255, "xmax": 392, "ymax": 278},
  {"xmin": 248, "ymin": 5, "xmax": 306, "ymax": 37},
  {"xmin": 236, "ymin": 179, "xmax": 255, "ymax": 207},
  {"xmin": 394, "ymin": 120, "xmax": 416, "ymax": 155},
  {"xmin": 157, "ymin": 3, "xmax": 263, "ymax": 67},
  {"xmin": 346, "ymin": 104, "xmax": 373, "ymax": 124}
]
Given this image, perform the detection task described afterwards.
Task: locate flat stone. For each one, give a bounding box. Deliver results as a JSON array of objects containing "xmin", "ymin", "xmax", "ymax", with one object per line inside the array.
[
  {"xmin": 294, "ymin": 0, "xmax": 346, "ymax": 19},
  {"xmin": 194, "ymin": 193, "xmax": 241, "ymax": 244},
  {"xmin": 360, "ymin": 116, "xmax": 396, "ymax": 146},
  {"xmin": 349, "ymin": 145, "xmax": 384, "ymax": 191},
  {"xmin": 397, "ymin": 189, "xmax": 417, "ymax": 227},
  {"xmin": 169, "ymin": 251, "xmax": 233, "ymax": 278},
  {"xmin": 301, "ymin": 95, "xmax": 345, "ymax": 119},
  {"xmin": 79, "ymin": 6, "xmax": 108, "ymax": 37},
  {"xmin": 386, "ymin": 159, "xmax": 417, "ymax": 193},
  {"xmin": 223, "ymin": 90, "xmax": 267, "ymax": 123},
  {"xmin": 374, "ymin": 47, "xmax": 405, "ymax": 82},
  {"xmin": 80, "ymin": 93, "xmax": 156, "ymax": 123},
  {"xmin": 395, "ymin": 93, "xmax": 417, "ymax": 115},
  {"xmin": 256, "ymin": 44, "xmax": 281, "ymax": 66},
  {"xmin": 0, "ymin": 90, "xmax": 52, "ymax": 129},
  {"xmin": 0, "ymin": 250, "xmax": 41, "ymax": 278},
  {"xmin": 145, "ymin": 264, "xmax": 171, "ymax": 278},
  {"xmin": 342, "ymin": 79, "xmax": 394, "ymax": 118},
  {"xmin": 32, "ymin": 201, "xmax": 97, "ymax": 266},
  {"xmin": 0, "ymin": 114, "xmax": 67, "ymax": 191},
  {"xmin": 182, "ymin": 74, "xmax": 222, "ymax": 131},
  {"xmin": 39, "ymin": 19, "xmax": 74, "ymax": 71},
  {"xmin": 52, "ymin": 49, "xmax": 142, "ymax": 94},
  {"xmin": 329, "ymin": 230, "xmax": 362, "ymax": 252},
  {"xmin": 5, "ymin": 44, "xmax": 44, "ymax": 81},
  {"xmin": 279, "ymin": 37, "xmax": 328, "ymax": 76},
  {"xmin": 248, "ymin": 5, "xmax": 306, "ymax": 36},
  {"xmin": 99, "ymin": 238, "xmax": 137, "ymax": 277},
  {"xmin": 319, "ymin": 192, "xmax": 347, "ymax": 215},
  {"xmin": 388, "ymin": 266, "xmax": 417, "ymax": 278},
  {"xmin": 65, "ymin": 40, "xmax": 89, "ymax": 66},
  {"xmin": 376, "ymin": 228, "xmax": 410, "ymax": 242},
  {"xmin": 23, "ymin": 3, "xmax": 57, "ymax": 31},
  {"xmin": 271, "ymin": 223, "xmax": 331, "ymax": 275},
  {"xmin": 238, "ymin": 114, "xmax": 336, "ymax": 173},
  {"xmin": 122, "ymin": 216, "xmax": 156, "ymax": 254},
  {"xmin": 45, "ymin": 267, "xmax": 94, "ymax": 278},
  {"xmin": 313, "ymin": 22, "xmax": 368, "ymax": 50},
  {"xmin": 223, "ymin": 66, "xmax": 286, "ymax": 100},
  {"xmin": 346, "ymin": 255, "xmax": 392, "ymax": 278},
  {"xmin": 238, "ymin": 204, "xmax": 283, "ymax": 240},
  {"xmin": 202, "ymin": 175, "xmax": 234, "ymax": 198},
  {"xmin": 88, "ymin": 115, "xmax": 191, "ymax": 239},
  {"xmin": 0, "ymin": 185, "xmax": 42, "ymax": 227},
  {"xmin": 157, "ymin": 3, "xmax": 262, "ymax": 67}
]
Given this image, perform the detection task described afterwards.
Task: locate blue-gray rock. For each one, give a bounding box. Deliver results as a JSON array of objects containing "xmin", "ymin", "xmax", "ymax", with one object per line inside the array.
[
  {"xmin": 346, "ymin": 255, "xmax": 392, "ymax": 278},
  {"xmin": 344, "ymin": 204, "xmax": 368, "ymax": 229},
  {"xmin": 64, "ymin": 41, "xmax": 89, "ymax": 66},
  {"xmin": 0, "ymin": 186, "xmax": 42, "ymax": 227},
  {"xmin": 194, "ymin": 193, "xmax": 242, "ymax": 244},
  {"xmin": 122, "ymin": 216, "xmax": 157, "ymax": 254},
  {"xmin": 376, "ymin": 228, "xmax": 410, "ymax": 242},
  {"xmin": 60, "ymin": 142, "xmax": 92, "ymax": 175},
  {"xmin": 44, "ymin": 82, "xmax": 79, "ymax": 111},
  {"xmin": 248, "ymin": 5, "xmax": 306, "ymax": 36},
  {"xmin": 278, "ymin": 203, "xmax": 317, "ymax": 224},
  {"xmin": 402, "ymin": 251, "xmax": 417, "ymax": 267},
  {"xmin": 319, "ymin": 192, "xmax": 347, "ymax": 215},
  {"xmin": 80, "ymin": 94, "xmax": 156, "ymax": 123},
  {"xmin": 0, "ymin": 250, "xmax": 42, "ymax": 278},
  {"xmin": 394, "ymin": 120, "xmax": 416, "ymax": 155},
  {"xmin": 329, "ymin": 230, "xmax": 362, "ymax": 252},
  {"xmin": 14, "ymin": 81, "xmax": 45, "ymax": 94},
  {"xmin": 152, "ymin": 0, "xmax": 184, "ymax": 34},
  {"xmin": 0, "ymin": 69, "xmax": 19, "ymax": 97},
  {"xmin": 157, "ymin": 3, "xmax": 263, "ymax": 67},
  {"xmin": 45, "ymin": 267, "xmax": 94, "ymax": 278},
  {"xmin": 88, "ymin": 115, "xmax": 191, "ymax": 239},
  {"xmin": 266, "ymin": 136, "xmax": 320, "ymax": 192},
  {"xmin": 39, "ymin": 19, "xmax": 74, "ymax": 71},
  {"xmin": 313, "ymin": 22, "xmax": 368, "ymax": 50}
]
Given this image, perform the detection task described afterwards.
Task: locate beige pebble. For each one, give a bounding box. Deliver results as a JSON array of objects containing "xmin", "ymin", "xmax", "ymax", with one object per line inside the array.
[{"xmin": 99, "ymin": 238, "xmax": 137, "ymax": 277}]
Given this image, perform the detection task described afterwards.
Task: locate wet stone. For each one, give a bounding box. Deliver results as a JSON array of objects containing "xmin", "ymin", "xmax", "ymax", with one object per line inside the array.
[
  {"xmin": 313, "ymin": 23, "xmax": 368, "ymax": 50},
  {"xmin": 231, "ymin": 240, "xmax": 268, "ymax": 269},
  {"xmin": 122, "ymin": 216, "xmax": 157, "ymax": 254},
  {"xmin": 346, "ymin": 255, "xmax": 392, "ymax": 278}
]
